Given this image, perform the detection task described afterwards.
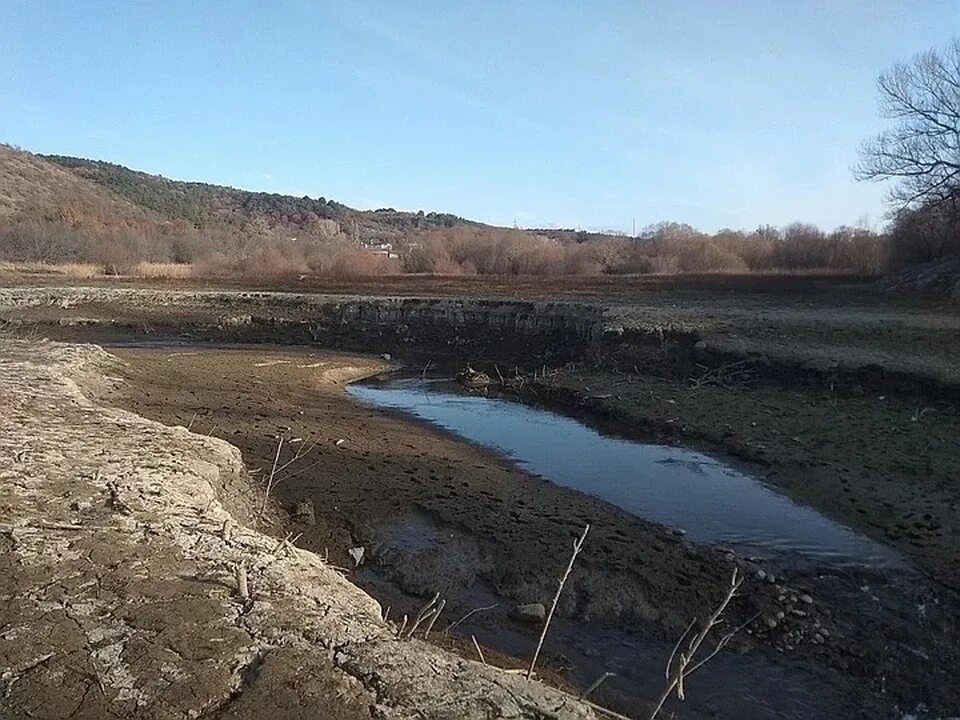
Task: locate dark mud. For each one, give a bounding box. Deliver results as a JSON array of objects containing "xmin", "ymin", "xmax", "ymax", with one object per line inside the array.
[{"xmin": 106, "ymin": 344, "xmax": 960, "ymax": 719}]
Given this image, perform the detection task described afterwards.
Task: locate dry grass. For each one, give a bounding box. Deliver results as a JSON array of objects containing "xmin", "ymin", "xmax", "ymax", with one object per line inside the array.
[
  {"xmin": 0, "ymin": 261, "xmax": 103, "ymax": 278},
  {"xmin": 130, "ymin": 262, "xmax": 195, "ymax": 279}
]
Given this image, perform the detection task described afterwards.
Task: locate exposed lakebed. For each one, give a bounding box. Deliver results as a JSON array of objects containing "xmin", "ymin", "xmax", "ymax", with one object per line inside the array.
[{"xmin": 348, "ymin": 376, "xmax": 901, "ymax": 569}]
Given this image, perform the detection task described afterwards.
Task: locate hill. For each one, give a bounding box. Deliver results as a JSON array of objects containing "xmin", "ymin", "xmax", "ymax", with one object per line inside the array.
[
  {"xmin": 42, "ymin": 153, "xmax": 473, "ymax": 242},
  {"xmin": 0, "ymin": 144, "xmax": 161, "ymax": 232}
]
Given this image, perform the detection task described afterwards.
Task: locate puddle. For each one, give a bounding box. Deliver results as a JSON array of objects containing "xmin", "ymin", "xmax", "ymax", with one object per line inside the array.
[{"xmin": 347, "ymin": 377, "xmax": 901, "ymax": 567}]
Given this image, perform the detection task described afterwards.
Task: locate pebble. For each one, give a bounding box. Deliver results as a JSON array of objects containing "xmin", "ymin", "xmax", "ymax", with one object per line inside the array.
[
  {"xmin": 511, "ymin": 603, "xmax": 547, "ymax": 624},
  {"xmin": 791, "ymin": 609, "xmax": 808, "ymax": 618},
  {"xmin": 766, "ymin": 618, "xmax": 778, "ymax": 630},
  {"xmin": 756, "ymin": 570, "xmax": 767, "ymax": 581},
  {"xmin": 800, "ymin": 594, "xmax": 814, "ymax": 604}
]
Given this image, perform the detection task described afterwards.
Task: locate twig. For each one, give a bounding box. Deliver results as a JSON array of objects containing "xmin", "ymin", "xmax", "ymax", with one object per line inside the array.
[
  {"xmin": 471, "ymin": 635, "xmax": 487, "ymax": 665},
  {"xmin": 445, "ymin": 602, "xmax": 500, "ymax": 633},
  {"xmin": 259, "ymin": 436, "xmax": 284, "ymax": 516},
  {"xmin": 403, "ymin": 592, "xmax": 440, "ymax": 638},
  {"xmin": 648, "ymin": 567, "xmax": 745, "ymax": 719},
  {"xmin": 424, "ymin": 598, "xmax": 446, "ymax": 638},
  {"xmin": 580, "ymin": 671, "xmax": 616, "ymax": 700},
  {"xmin": 527, "ymin": 523, "xmax": 590, "ymax": 680}
]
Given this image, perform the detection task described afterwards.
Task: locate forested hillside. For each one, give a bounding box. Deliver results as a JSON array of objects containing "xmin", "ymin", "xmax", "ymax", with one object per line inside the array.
[{"xmin": 0, "ymin": 143, "xmax": 890, "ymax": 278}]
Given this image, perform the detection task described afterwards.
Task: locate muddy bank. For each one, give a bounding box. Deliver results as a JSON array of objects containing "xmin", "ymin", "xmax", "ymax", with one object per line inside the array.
[
  {"xmin": 0, "ymin": 339, "xmax": 597, "ymax": 720},
  {"xmin": 109, "ymin": 344, "xmax": 960, "ymax": 719},
  {"xmin": 524, "ymin": 368, "xmax": 960, "ymax": 593},
  {"xmin": 2, "ymin": 285, "xmax": 959, "ymax": 401}
]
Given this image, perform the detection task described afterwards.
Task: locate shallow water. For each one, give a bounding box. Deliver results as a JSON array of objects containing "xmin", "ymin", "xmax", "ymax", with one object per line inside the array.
[{"xmin": 348, "ymin": 377, "xmax": 901, "ymax": 567}]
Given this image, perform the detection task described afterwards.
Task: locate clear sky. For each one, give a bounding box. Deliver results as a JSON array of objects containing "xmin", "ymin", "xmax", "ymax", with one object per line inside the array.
[{"xmin": 1, "ymin": 1, "xmax": 958, "ymax": 233}]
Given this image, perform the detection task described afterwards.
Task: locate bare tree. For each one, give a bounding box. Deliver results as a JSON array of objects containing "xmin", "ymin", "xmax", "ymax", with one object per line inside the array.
[{"xmin": 856, "ymin": 38, "xmax": 960, "ymax": 215}]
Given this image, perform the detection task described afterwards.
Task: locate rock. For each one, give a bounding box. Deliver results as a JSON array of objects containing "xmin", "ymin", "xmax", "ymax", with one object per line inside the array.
[
  {"xmin": 381, "ymin": 353, "xmax": 392, "ymax": 360},
  {"xmin": 291, "ymin": 499, "xmax": 316, "ymax": 525},
  {"xmin": 756, "ymin": 569, "xmax": 767, "ymax": 581},
  {"xmin": 765, "ymin": 617, "xmax": 778, "ymax": 630},
  {"xmin": 348, "ymin": 546, "xmax": 365, "ymax": 567},
  {"xmin": 800, "ymin": 594, "xmax": 813, "ymax": 604},
  {"xmin": 456, "ymin": 366, "xmax": 491, "ymax": 390},
  {"xmin": 766, "ymin": 573, "xmax": 776, "ymax": 584},
  {"xmin": 672, "ymin": 528, "xmax": 687, "ymax": 537},
  {"xmin": 511, "ymin": 603, "xmax": 547, "ymax": 624}
]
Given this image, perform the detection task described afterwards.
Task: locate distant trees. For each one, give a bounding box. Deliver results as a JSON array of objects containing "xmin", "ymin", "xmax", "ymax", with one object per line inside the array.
[
  {"xmin": 396, "ymin": 224, "xmax": 886, "ymax": 277},
  {"xmin": 856, "ymin": 37, "xmax": 960, "ymax": 266}
]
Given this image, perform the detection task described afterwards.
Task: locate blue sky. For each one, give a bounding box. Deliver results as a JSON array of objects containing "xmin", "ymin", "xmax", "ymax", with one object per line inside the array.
[{"xmin": 1, "ymin": 1, "xmax": 957, "ymax": 232}]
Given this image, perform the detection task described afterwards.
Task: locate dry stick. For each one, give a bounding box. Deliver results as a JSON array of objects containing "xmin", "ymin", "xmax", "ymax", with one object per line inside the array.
[
  {"xmin": 647, "ymin": 567, "xmax": 744, "ymax": 720},
  {"xmin": 423, "ymin": 598, "xmax": 446, "ymax": 638},
  {"xmin": 526, "ymin": 523, "xmax": 590, "ymax": 680},
  {"xmin": 471, "ymin": 635, "xmax": 487, "ymax": 665},
  {"xmin": 444, "ymin": 602, "xmax": 500, "ymax": 633},
  {"xmin": 259, "ymin": 436, "xmax": 284, "ymax": 516},
  {"xmin": 580, "ymin": 671, "xmax": 616, "ymax": 700},
  {"xmin": 404, "ymin": 592, "xmax": 440, "ymax": 638},
  {"xmin": 396, "ymin": 614, "xmax": 408, "ymax": 638}
]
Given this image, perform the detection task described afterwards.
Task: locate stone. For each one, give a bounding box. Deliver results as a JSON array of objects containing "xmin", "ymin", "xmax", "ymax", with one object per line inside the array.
[
  {"xmin": 511, "ymin": 603, "xmax": 547, "ymax": 624},
  {"xmin": 800, "ymin": 594, "xmax": 813, "ymax": 604}
]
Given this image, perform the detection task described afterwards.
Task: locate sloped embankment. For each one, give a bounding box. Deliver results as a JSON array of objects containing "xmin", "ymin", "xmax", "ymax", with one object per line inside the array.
[{"xmin": 0, "ymin": 339, "xmax": 594, "ymax": 719}]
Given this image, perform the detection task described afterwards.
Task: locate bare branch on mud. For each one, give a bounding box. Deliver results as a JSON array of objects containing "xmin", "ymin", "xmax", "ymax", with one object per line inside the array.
[
  {"xmin": 688, "ymin": 359, "xmax": 757, "ymax": 390},
  {"xmin": 257, "ymin": 434, "xmax": 320, "ymax": 516},
  {"xmin": 260, "ymin": 435, "xmax": 284, "ymax": 516},
  {"xmin": 444, "ymin": 602, "xmax": 500, "ymax": 633},
  {"xmin": 648, "ymin": 567, "xmax": 748, "ymax": 720},
  {"xmin": 580, "ymin": 671, "xmax": 616, "ymax": 700},
  {"xmin": 527, "ymin": 523, "xmax": 590, "ymax": 680},
  {"xmin": 401, "ymin": 592, "xmax": 442, "ymax": 639}
]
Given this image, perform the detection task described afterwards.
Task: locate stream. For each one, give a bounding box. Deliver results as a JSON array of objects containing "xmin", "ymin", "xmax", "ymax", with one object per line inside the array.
[{"xmin": 347, "ymin": 376, "xmax": 902, "ymax": 569}]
